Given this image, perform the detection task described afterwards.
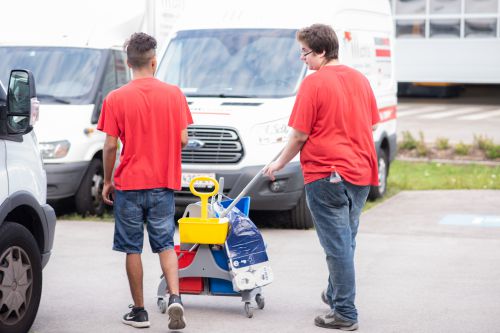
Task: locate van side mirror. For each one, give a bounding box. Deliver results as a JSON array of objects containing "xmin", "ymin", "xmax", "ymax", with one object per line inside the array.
[{"xmin": 6, "ymin": 70, "xmax": 39, "ymax": 135}]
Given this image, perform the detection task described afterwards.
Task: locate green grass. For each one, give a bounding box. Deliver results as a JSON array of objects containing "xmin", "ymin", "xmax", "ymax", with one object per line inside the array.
[
  {"xmin": 364, "ymin": 160, "xmax": 500, "ymax": 211},
  {"xmin": 388, "ymin": 160, "xmax": 500, "ymax": 190}
]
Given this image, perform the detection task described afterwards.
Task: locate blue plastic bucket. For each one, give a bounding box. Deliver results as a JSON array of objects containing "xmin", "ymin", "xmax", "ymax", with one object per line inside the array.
[{"xmin": 220, "ymin": 196, "xmax": 251, "ymax": 216}]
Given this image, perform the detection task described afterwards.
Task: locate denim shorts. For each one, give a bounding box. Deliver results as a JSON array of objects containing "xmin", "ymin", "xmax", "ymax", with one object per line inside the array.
[{"xmin": 113, "ymin": 188, "xmax": 175, "ymax": 254}]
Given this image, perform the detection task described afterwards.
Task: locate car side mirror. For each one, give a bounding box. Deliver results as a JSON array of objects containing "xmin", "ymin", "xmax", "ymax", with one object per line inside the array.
[{"xmin": 6, "ymin": 70, "xmax": 39, "ymax": 135}]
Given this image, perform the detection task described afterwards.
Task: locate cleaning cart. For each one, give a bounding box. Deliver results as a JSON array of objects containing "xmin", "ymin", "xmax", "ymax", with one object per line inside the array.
[{"xmin": 156, "ymin": 176, "xmax": 270, "ymax": 318}]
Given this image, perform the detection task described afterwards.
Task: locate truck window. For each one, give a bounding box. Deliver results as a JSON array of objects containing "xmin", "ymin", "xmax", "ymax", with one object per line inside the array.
[
  {"xmin": 114, "ymin": 50, "xmax": 130, "ymax": 87},
  {"xmin": 157, "ymin": 29, "xmax": 305, "ymax": 98},
  {"xmin": 0, "ymin": 47, "xmax": 105, "ymax": 104},
  {"xmin": 101, "ymin": 53, "xmax": 116, "ymax": 97}
]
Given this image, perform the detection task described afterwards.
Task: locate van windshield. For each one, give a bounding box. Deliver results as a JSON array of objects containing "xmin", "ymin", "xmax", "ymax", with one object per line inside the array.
[
  {"xmin": 157, "ymin": 29, "xmax": 305, "ymax": 98},
  {"xmin": 0, "ymin": 47, "xmax": 104, "ymax": 104}
]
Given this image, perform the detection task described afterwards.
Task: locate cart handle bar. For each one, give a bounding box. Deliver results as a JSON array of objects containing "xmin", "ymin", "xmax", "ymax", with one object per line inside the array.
[{"xmin": 219, "ymin": 148, "xmax": 284, "ymax": 219}]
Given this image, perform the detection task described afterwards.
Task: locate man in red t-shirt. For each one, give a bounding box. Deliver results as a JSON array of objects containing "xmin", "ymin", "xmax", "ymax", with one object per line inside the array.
[
  {"xmin": 98, "ymin": 33, "xmax": 192, "ymax": 330},
  {"xmin": 264, "ymin": 24, "xmax": 379, "ymax": 331}
]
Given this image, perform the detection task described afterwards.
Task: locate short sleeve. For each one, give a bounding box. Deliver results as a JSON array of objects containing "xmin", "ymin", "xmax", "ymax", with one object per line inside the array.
[
  {"xmin": 288, "ymin": 77, "xmax": 317, "ymax": 134},
  {"xmin": 97, "ymin": 96, "xmax": 120, "ymax": 137}
]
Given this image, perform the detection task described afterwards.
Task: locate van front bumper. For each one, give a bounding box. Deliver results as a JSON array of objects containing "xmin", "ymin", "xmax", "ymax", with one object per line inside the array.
[
  {"xmin": 176, "ymin": 162, "xmax": 304, "ymax": 211},
  {"xmin": 44, "ymin": 162, "xmax": 88, "ymax": 200}
]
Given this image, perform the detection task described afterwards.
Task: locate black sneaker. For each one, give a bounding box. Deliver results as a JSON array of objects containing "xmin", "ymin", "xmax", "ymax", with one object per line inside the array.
[
  {"xmin": 122, "ymin": 305, "xmax": 150, "ymax": 328},
  {"xmin": 314, "ymin": 311, "xmax": 359, "ymax": 331},
  {"xmin": 168, "ymin": 294, "xmax": 186, "ymax": 330}
]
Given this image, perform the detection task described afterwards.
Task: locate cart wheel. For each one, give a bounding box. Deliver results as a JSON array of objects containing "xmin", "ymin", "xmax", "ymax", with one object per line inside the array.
[
  {"xmin": 244, "ymin": 302, "xmax": 253, "ymax": 318},
  {"xmin": 255, "ymin": 294, "xmax": 265, "ymax": 310},
  {"xmin": 157, "ymin": 298, "xmax": 167, "ymax": 314}
]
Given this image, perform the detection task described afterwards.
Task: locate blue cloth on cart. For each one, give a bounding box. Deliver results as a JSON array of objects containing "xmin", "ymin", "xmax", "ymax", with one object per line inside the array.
[{"xmin": 214, "ymin": 199, "xmax": 268, "ymax": 269}]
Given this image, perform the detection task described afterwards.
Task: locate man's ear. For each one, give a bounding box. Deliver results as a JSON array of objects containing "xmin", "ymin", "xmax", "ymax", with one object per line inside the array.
[
  {"xmin": 126, "ymin": 59, "xmax": 133, "ymax": 69},
  {"xmin": 152, "ymin": 56, "xmax": 158, "ymax": 73}
]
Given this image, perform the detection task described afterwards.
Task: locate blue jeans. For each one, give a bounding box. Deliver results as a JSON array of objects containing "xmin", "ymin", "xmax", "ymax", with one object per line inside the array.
[
  {"xmin": 113, "ymin": 188, "xmax": 175, "ymax": 254},
  {"xmin": 305, "ymin": 177, "xmax": 370, "ymax": 322}
]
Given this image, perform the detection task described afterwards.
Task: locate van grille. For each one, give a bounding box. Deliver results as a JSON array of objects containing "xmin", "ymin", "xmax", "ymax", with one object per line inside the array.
[{"xmin": 182, "ymin": 126, "xmax": 244, "ymax": 164}]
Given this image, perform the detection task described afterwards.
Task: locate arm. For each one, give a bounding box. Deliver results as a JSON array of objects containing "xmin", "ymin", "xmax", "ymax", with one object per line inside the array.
[
  {"xmin": 263, "ymin": 128, "xmax": 308, "ymax": 181},
  {"xmin": 181, "ymin": 128, "xmax": 188, "ymax": 148},
  {"xmin": 102, "ymin": 135, "xmax": 118, "ymax": 205}
]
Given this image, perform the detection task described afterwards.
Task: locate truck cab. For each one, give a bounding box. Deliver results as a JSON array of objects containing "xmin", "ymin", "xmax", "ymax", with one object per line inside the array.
[
  {"xmin": 0, "ymin": 44, "xmax": 131, "ymax": 216},
  {"xmin": 157, "ymin": 0, "xmax": 397, "ymax": 228},
  {"xmin": 0, "ymin": 70, "xmax": 56, "ymax": 333}
]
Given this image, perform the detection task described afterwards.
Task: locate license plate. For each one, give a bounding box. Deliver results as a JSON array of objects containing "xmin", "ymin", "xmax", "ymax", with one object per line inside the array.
[{"xmin": 181, "ymin": 172, "xmax": 216, "ymax": 188}]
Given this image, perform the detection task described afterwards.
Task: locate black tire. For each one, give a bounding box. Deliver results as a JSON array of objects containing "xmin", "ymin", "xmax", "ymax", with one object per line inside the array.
[
  {"xmin": 369, "ymin": 149, "xmax": 389, "ymax": 200},
  {"xmin": 289, "ymin": 190, "xmax": 314, "ymax": 229},
  {"xmin": 75, "ymin": 158, "xmax": 105, "ymax": 216},
  {"xmin": 0, "ymin": 222, "xmax": 42, "ymax": 333}
]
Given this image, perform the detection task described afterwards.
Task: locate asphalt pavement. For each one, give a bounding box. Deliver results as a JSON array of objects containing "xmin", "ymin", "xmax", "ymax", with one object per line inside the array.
[{"xmin": 31, "ymin": 190, "xmax": 500, "ymax": 333}]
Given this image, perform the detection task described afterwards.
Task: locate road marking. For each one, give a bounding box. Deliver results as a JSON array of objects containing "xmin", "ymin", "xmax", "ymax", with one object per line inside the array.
[
  {"xmin": 396, "ymin": 104, "xmax": 416, "ymax": 111},
  {"xmin": 418, "ymin": 106, "xmax": 484, "ymax": 119},
  {"xmin": 397, "ymin": 105, "xmax": 448, "ymax": 118},
  {"xmin": 458, "ymin": 108, "xmax": 500, "ymax": 120},
  {"xmin": 439, "ymin": 214, "xmax": 500, "ymax": 227}
]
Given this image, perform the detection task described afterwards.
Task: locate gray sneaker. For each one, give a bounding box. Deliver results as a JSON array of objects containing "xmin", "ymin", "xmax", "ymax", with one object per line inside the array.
[
  {"xmin": 321, "ymin": 289, "xmax": 329, "ymax": 306},
  {"xmin": 168, "ymin": 294, "xmax": 186, "ymax": 330},
  {"xmin": 314, "ymin": 311, "xmax": 359, "ymax": 331}
]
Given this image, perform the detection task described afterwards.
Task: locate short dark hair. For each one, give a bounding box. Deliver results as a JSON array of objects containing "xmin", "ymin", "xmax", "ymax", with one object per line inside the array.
[
  {"xmin": 124, "ymin": 32, "xmax": 157, "ymax": 68},
  {"xmin": 297, "ymin": 24, "xmax": 339, "ymax": 60}
]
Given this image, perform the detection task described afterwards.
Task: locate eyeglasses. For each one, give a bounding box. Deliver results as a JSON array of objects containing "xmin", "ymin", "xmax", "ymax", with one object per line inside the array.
[{"xmin": 300, "ymin": 49, "xmax": 314, "ymax": 57}]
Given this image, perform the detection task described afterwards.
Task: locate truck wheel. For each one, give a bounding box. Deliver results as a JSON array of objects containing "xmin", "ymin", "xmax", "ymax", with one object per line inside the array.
[
  {"xmin": 0, "ymin": 222, "xmax": 42, "ymax": 333},
  {"xmin": 289, "ymin": 191, "xmax": 314, "ymax": 229},
  {"xmin": 368, "ymin": 149, "xmax": 389, "ymax": 200},
  {"xmin": 75, "ymin": 158, "xmax": 105, "ymax": 216}
]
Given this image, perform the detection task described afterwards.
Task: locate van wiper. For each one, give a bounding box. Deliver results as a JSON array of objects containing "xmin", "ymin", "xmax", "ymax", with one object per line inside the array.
[
  {"xmin": 186, "ymin": 93, "xmax": 253, "ymax": 98},
  {"xmin": 37, "ymin": 94, "xmax": 71, "ymax": 104}
]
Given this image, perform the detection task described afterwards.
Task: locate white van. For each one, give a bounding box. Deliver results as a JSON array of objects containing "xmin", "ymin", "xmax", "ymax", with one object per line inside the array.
[
  {"xmin": 0, "ymin": 70, "xmax": 56, "ymax": 333},
  {"xmin": 0, "ymin": 41, "xmax": 131, "ymax": 215},
  {"xmin": 156, "ymin": 0, "xmax": 397, "ymax": 228}
]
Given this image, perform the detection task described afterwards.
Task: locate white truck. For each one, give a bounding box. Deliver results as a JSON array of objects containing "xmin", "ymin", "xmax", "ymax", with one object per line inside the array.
[
  {"xmin": 0, "ymin": 70, "xmax": 56, "ymax": 333},
  {"xmin": 156, "ymin": 0, "xmax": 398, "ymax": 228},
  {"xmin": 0, "ymin": 0, "xmax": 185, "ymax": 215}
]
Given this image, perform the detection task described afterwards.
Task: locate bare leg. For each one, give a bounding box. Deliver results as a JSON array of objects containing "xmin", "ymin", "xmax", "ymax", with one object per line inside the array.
[
  {"xmin": 126, "ymin": 253, "xmax": 144, "ymax": 307},
  {"xmin": 159, "ymin": 249, "xmax": 179, "ymax": 295}
]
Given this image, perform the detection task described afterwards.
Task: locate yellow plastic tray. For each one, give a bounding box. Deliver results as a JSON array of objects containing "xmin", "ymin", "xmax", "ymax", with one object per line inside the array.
[
  {"xmin": 178, "ymin": 176, "xmax": 228, "ymax": 245},
  {"xmin": 179, "ymin": 217, "xmax": 229, "ymax": 245}
]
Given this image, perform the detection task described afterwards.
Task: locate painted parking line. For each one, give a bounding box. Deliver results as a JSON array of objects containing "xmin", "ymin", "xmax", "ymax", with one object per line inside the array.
[
  {"xmin": 458, "ymin": 109, "xmax": 500, "ymax": 121},
  {"xmin": 418, "ymin": 106, "xmax": 484, "ymax": 120},
  {"xmin": 439, "ymin": 214, "xmax": 500, "ymax": 227},
  {"xmin": 397, "ymin": 105, "xmax": 449, "ymax": 118}
]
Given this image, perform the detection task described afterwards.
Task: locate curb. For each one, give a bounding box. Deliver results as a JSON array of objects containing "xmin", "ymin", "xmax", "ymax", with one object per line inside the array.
[{"xmin": 396, "ymin": 156, "xmax": 500, "ymax": 166}]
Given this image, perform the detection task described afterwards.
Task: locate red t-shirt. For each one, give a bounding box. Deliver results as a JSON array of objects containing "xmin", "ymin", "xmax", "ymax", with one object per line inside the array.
[
  {"xmin": 97, "ymin": 77, "xmax": 193, "ymax": 190},
  {"xmin": 289, "ymin": 65, "xmax": 380, "ymax": 186}
]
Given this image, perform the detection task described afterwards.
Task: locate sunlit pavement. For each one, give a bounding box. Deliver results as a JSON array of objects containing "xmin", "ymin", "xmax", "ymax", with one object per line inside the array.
[{"xmin": 32, "ymin": 190, "xmax": 500, "ymax": 333}]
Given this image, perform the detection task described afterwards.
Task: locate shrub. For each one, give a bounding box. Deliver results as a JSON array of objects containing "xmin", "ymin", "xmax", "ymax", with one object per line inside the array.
[
  {"xmin": 485, "ymin": 144, "xmax": 500, "ymax": 159},
  {"xmin": 416, "ymin": 131, "xmax": 428, "ymax": 157},
  {"xmin": 473, "ymin": 134, "xmax": 494, "ymax": 151},
  {"xmin": 435, "ymin": 137, "xmax": 450, "ymax": 150},
  {"xmin": 399, "ymin": 131, "xmax": 417, "ymax": 150},
  {"xmin": 454, "ymin": 142, "xmax": 471, "ymax": 156}
]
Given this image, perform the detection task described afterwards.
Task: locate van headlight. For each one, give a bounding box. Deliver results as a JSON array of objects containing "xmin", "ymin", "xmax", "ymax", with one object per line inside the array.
[
  {"xmin": 39, "ymin": 140, "xmax": 71, "ymax": 159},
  {"xmin": 254, "ymin": 118, "xmax": 290, "ymax": 145}
]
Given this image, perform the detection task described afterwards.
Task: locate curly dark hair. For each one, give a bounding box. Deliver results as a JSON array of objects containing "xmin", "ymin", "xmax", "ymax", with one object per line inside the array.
[
  {"xmin": 124, "ymin": 32, "xmax": 157, "ymax": 68},
  {"xmin": 297, "ymin": 24, "xmax": 339, "ymax": 61}
]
